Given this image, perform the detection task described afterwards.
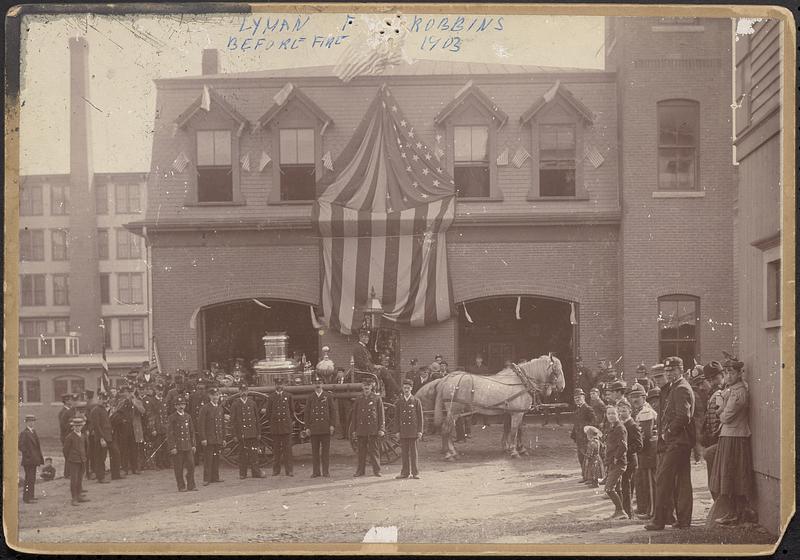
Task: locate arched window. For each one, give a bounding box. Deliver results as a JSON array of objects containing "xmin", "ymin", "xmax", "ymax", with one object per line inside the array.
[
  {"xmin": 657, "ymin": 99, "xmax": 700, "ymax": 191},
  {"xmin": 657, "ymin": 295, "xmax": 700, "ymax": 365}
]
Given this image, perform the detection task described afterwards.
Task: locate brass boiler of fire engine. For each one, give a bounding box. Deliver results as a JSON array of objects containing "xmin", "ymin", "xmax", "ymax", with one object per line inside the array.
[{"xmin": 253, "ymin": 332, "xmax": 306, "ymax": 386}]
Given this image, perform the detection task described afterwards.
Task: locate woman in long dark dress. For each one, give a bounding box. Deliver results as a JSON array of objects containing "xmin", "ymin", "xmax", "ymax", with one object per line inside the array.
[{"xmin": 709, "ymin": 358, "xmax": 756, "ymax": 525}]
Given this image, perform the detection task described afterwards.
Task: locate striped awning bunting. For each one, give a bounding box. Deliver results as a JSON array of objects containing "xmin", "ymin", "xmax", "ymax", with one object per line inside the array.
[{"xmin": 312, "ymin": 85, "xmax": 456, "ymax": 335}]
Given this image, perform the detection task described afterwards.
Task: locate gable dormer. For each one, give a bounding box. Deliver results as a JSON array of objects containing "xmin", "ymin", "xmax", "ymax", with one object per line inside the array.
[
  {"xmin": 174, "ymin": 86, "xmax": 250, "ymax": 204},
  {"xmin": 435, "ymin": 81, "xmax": 507, "ymax": 200},
  {"xmin": 520, "ymin": 82, "xmax": 594, "ymax": 200},
  {"xmin": 258, "ymin": 83, "xmax": 333, "ymax": 204}
]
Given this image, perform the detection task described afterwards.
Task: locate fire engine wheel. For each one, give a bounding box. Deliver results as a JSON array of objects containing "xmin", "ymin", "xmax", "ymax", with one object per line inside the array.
[
  {"xmin": 221, "ymin": 391, "xmax": 274, "ymax": 467},
  {"xmin": 348, "ymin": 402, "xmax": 401, "ymax": 464}
]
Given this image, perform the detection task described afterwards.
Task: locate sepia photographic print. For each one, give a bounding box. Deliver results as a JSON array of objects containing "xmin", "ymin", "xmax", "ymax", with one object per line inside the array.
[{"xmin": 4, "ymin": 3, "xmax": 795, "ymax": 554}]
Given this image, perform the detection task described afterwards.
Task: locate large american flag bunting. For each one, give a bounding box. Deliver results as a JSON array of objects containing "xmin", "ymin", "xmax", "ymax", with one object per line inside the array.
[{"xmin": 313, "ymin": 86, "xmax": 456, "ymax": 335}]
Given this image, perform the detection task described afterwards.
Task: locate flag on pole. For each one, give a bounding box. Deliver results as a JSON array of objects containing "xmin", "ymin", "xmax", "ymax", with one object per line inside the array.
[
  {"xmin": 322, "ymin": 151, "xmax": 334, "ymax": 171},
  {"xmin": 240, "ymin": 152, "xmax": 251, "ymax": 172},
  {"xmin": 313, "ymin": 86, "xmax": 455, "ymax": 335},
  {"xmin": 171, "ymin": 152, "xmax": 190, "ymax": 173},
  {"xmin": 515, "ymin": 296, "xmax": 522, "ymax": 320},
  {"xmin": 258, "ymin": 151, "xmax": 272, "ymax": 172},
  {"xmin": 149, "ymin": 337, "xmax": 161, "ymax": 376},
  {"xmin": 310, "ymin": 306, "xmax": 324, "ymax": 330},
  {"xmin": 463, "ymin": 303, "xmax": 474, "ymax": 324},
  {"xmin": 584, "ymin": 145, "xmax": 605, "ymax": 168},
  {"xmin": 99, "ymin": 320, "xmax": 110, "ymax": 394},
  {"xmin": 201, "ymin": 85, "xmax": 211, "ymax": 111},
  {"xmin": 570, "ymin": 302, "xmax": 578, "ymax": 325},
  {"xmin": 333, "ymin": 32, "xmax": 406, "ymax": 83},
  {"xmin": 496, "ymin": 147, "xmax": 509, "ymax": 166},
  {"xmin": 512, "ymin": 146, "xmax": 531, "ymax": 168}
]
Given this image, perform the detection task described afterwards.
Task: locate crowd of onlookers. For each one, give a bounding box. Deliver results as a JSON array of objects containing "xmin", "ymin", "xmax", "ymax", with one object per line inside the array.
[{"xmin": 570, "ymin": 355, "xmax": 756, "ymax": 529}]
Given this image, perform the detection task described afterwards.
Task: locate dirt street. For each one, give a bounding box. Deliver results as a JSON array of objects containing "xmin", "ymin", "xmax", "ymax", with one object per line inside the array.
[{"xmin": 16, "ymin": 422, "xmax": 775, "ymax": 546}]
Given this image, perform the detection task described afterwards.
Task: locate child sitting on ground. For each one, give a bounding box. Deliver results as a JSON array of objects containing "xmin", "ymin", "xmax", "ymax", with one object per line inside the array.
[
  {"xmin": 40, "ymin": 457, "xmax": 56, "ymax": 481},
  {"xmin": 583, "ymin": 426, "xmax": 604, "ymax": 488}
]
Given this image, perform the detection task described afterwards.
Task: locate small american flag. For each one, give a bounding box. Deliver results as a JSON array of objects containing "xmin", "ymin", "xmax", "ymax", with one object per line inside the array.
[
  {"xmin": 171, "ymin": 151, "xmax": 190, "ymax": 173},
  {"xmin": 584, "ymin": 145, "xmax": 605, "ymax": 169},
  {"xmin": 258, "ymin": 151, "xmax": 272, "ymax": 172},
  {"xmin": 273, "ymin": 83, "xmax": 294, "ymax": 106},
  {"xmin": 200, "ymin": 85, "xmax": 211, "ymax": 111},
  {"xmin": 496, "ymin": 147, "xmax": 509, "ymax": 166},
  {"xmin": 322, "ymin": 151, "xmax": 334, "ymax": 171},
  {"xmin": 511, "ymin": 146, "xmax": 531, "ymax": 168},
  {"xmin": 240, "ymin": 152, "xmax": 251, "ymax": 172}
]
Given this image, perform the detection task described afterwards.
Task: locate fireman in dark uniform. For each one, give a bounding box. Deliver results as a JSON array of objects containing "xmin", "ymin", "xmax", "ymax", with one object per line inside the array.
[
  {"xmin": 350, "ymin": 379, "xmax": 385, "ymax": 477},
  {"xmin": 645, "ymin": 356, "xmax": 696, "ymax": 531},
  {"xmin": 304, "ymin": 376, "xmax": 336, "ymax": 477},
  {"xmin": 392, "ymin": 378, "xmax": 423, "ymax": 479},
  {"xmin": 198, "ymin": 387, "xmax": 226, "ymax": 485},
  {"xmin": 166, "ymin": 396, "xmax": 197, "ymax": 492},
  {"xmin": 229, "ymin": 383, "xmax": 263, "ymax": 479},
  {"xmin": 266, "ymin": 378, "xmax": 294, "ymax": 476}
]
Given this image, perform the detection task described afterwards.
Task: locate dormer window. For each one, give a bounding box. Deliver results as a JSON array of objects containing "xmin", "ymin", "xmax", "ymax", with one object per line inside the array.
[
  {"xmin": 521, "ymin": 81, "xmax": 594, "ymax": 200},
  {"xmin": 196, "ymin": 130, "xmax": 233, "ymax": 202},
  {"xmin": 435, "ymin": 82, "xmax": 507, "ymax": 201},
  {"xmin": 453, "ymin": 125, "xmax": 490, "ymax": 198},
  {"xmin": 174, "ymin": 86, "xmax": 248, "ymax": 205},
  {"xmin": 279, "ymin": 128, "xmax": 316, "ymax": 201},
  {"xmin": 258, "ymin": 83, "xmax": 332, "ymax": 204}
]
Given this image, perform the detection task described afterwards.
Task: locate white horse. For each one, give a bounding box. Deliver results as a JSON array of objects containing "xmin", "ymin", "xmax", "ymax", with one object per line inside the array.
[{"xmin": 416, "ymin": 355, "xmax": 565, "ymax": 459}]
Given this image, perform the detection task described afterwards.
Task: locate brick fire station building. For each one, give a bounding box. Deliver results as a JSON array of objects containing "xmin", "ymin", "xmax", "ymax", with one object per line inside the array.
[{"xmin": 130, "ymin": 16, "xmax": 736, "ymax": 395}]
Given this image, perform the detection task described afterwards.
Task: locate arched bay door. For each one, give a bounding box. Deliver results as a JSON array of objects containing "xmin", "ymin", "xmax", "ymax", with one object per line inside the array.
[
  {"xmin": 457, "ymin": 295, "xmax": 577, "ymax": 402},
  {"xmin": 198, "ymin": 299, "xmax": 319, "ymax": 371}
]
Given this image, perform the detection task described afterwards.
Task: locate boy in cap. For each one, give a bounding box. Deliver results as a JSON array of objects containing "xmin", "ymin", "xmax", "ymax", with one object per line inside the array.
[
  {"xmin": 629, "ymin": 385, "xmax": 658, "ymax": 519},
  {"xmin": 582, "ymin": 426, "xmax": 604, "ymax": 487},
  {"xmin": 304, "ymin": 376, "xmax": 336, "ymax": 477},
  {"xmin": 166, "ymin": 396, "xmax": 197, "ymax": 492},
  {"xmin": 603, "ymin": 405, "xmax": 629, "ymax": 520},
  {"xmin": 392, "ymin": 378, "xmax": 424, "ymax": 479},
  {"xmin": 19, "ymin": 414, "xmax": 44, "ymax": 503},
  {"xmin": 616, "ymin": 399, "xmax": 642, "ymax": 519},
  {"xmin": 41, "ymin": 458, "xmax": 56, "ymax": 481},
  {"xmin": 230, "ymin": 383, "xmax": 263, "ymax": 479},
  {"xmin": 63, "ymin": 417, "xmax": 90, "ymax": 505},
  {"xmin": 570, "ymin": 388, "xmax": 597, "ymax": 481}
]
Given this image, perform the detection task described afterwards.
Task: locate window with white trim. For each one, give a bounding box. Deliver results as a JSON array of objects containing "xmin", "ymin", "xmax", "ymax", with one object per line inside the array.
[
  {"xmin": 20, "ymin": 229, "xmax": 44, "ymax": 261},
  {"xmin": 115, "ymin": 183, "xmax": 142, "ymax": 214},
  {"xmin": 53, "ymin": 274, "xmax": 70, "ymax": 306},
  {"xmin": 116, "ymin": 229, "xmax": 141, "ymax": 259},
  {"xmin": 118, "ymin": 272, "xmax": 144, "ymax": 305},
  {"xmin": 53, "ymin": 377, "xmax": 85, "ymax": 402},
  {"xmin": 19, "ymin": 379, "xmax": 41, "ymax": 403},
  {"xmin": 657, "ymin": 99, "xmax": 699, "ymax": 191},
  {"xmin": 95, "ymin": 183, "xmax": 109, "ymax": 214},
  {"xmin": 100, "ymin": 273, "xmax": 110, "ymax": 305},
  {"xmin": 279, "ymin": 128, "xmax": 316, "ymax": 201},
  {"xmin": 119, "ymin": 318, "xmax": 145, "ymax": 349},
  {"xmin": 658, "ymin": 295, "xmax": 699, "ymax": 366},
  {"xmin": 51, "ymin": 229, "xmax": 69, "ymax": 261},
  {"xmin": 97, "ymin": 229, "xmax": 109, "ymax": 260},
  {"xmin": 21, "ymin": 274, "xmax": 46, "ymax": 306},
  {"xmin": 196, "ymin": 130, "xmax": 233, "ymax": 202},
  {"xmin": 539, "ymin": 125, "xmax": 577, "ymax": 196},
  {"xmin": 453, "ymin": 125, "xmax": 490, "ymax": 198}
]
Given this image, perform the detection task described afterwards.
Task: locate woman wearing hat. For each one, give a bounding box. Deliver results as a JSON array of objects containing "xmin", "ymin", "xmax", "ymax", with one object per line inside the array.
[{"xmin": 709, "ymin": 359, "xmax": 755, "ymax": 526}]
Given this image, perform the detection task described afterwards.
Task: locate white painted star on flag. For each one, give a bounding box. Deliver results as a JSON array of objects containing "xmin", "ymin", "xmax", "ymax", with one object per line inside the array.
[
  {"xmin": 406, "ymin": 166, "xmax": 412, "ymax": 172},
  {"xmin": 412, "ymin": 154, "xmax": 419, "ymax": 161},
  {"xmin": 433, "ymin": 179, "xmax": 440, "ymax": 186},
  {"xmin": 425, "ymin": 153, "xmax": 432, "ymax": 160},
  {"xmin": 435, "ymin": 134, "xmax": 442, "ymax": 143},
  {"xmin": 401, "ymin": 152, "xmax": 407, "ymax": 159},
  {"xmin": 436, "ymin": 167, "xmax": 443, "ymax": 173},
  {"xmin": 400, "ymin": 120, "xmax": 407, "ymax": 127},
  {"xmin": 421, "ymin": 193, "xmax": 429, "ymax": 198},
  {"xmin": 391, "ymin": 105, "xmax": 398, "ymax": 112},
  {"xmin": 408, "ymin": 129, "xmax": 415, "ymax": 138},
  {"xmin": 416, "ymin": 142, "xmax": 423, "ymax": 149},
  {"xmin": 422, "ymin": 168, "xmax": 429, "ymax": 175},
  {"xmin": 411, "ymin": 181, "xmax": 419, "ymax": 188}
]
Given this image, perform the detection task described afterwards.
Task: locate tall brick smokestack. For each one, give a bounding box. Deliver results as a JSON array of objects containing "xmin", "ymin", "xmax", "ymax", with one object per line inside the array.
[{"xmin": 68, "ymin": 37, "xmax": 102, "ymax": 354}]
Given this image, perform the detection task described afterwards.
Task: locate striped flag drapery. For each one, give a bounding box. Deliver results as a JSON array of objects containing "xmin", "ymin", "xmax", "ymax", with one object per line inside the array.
[
  {"xmin": 100, "ymin": 320, "xmax": 110, "ymax": 394},
  {"xmin": 313, "ymin": 85, "xmax": 456, "ymax": 335}
]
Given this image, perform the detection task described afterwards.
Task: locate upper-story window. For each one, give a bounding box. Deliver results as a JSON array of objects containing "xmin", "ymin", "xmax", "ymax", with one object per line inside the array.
[
  {"xmin": 20, "ymin": 183, "xmax": 43, "ymax": 216},
  {"xmin": 95, "ymin": 183, "xmax": 109, "ymax": 214},
  {"xmin": 657, "ymin": 99, "xmax": 699, "ymax": 191},
  {"xmin": 51, "ymin": 229, "xmax": 69, "ymax": 261},
  {"xmin": 116, "ymin": 228, "xmax": 142, "ymax": 259},
  {"xmin": 21, "ymin": 274, "xmax": 46, "ymax": 306},
  {"xmin": 453, "ymin": 125, "xmax": 490, "ymax": 198},
  {"xmin": 196, "ymin": 130, "xmax": 233, "ymax": 202},
  {"xmin": 539, "ymin": 125, "xmax": 577, "ymax": 196},
  {"xmin": 521, "ymin": 81, "xmax": 594, "ymax": 199},
  {"xmin": 435, "ymin": 82, "xmax": 506, "ymax": 201},
  {"xmin": 20, "ymin": 229, "xmax": 44, "ymax": 261},
  {"xmin": 118, "ymin": 272, "xmax": 144, "ymax": 305},
  {"xmin": 97, "ymin": 229, "xmax": 109, "ymax": 260},
  {"xmin": 115, "ymin": 183, "xmax": 142, "ymax": 213},
  {"xmin": 658, "ymin": 294, "xmax": 699, "ymax": 366},
  {"xmin": 53, "ymin": 274, "xmax": 70, "ymax": 306},
  {"xmin": 100, "ymin": 273, "xmax": 110, "ymax": 305},
  {"xmin": 51, "ymin": 184, "xmax": 69, "ymax": 215},
  {"xmin": 279, "ymin": 128, "xmax": 316, "ymax": 201},
  {"xmin": 259, "ymin": 83, "xmax": 332, "ymax": 204},
  {"xmin": 174, "ymin": 86, "xmax": 248, "ymax": 205}
]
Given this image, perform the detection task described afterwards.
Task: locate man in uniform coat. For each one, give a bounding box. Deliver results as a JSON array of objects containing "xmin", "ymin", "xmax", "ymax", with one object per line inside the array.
[
  {"xmin": 198, "ymin": 387, "xmax": 226, "ymax": 485},
  {"xmin": 392, "ymin": 378, "xmax": 423, "ymax": 479},
  {"xmin": 167, "ymin": 396, "xmax": 197, "ymax": 492},
  {"xmin": 304, "ymin": 376, "xmax": 336, "ymax": 477},
  {"xmin": 63, "ymin": 417, "xmax": 90, "ymax": 506},
  {"xmin": 570, "ymin": 388, "xmax": 597, "ymax": 481},
  {"xmin": 58, "ymin": 393, "xmax": 77, "ymax": 478},
  {"xmin": 630, "ymin": 386, "xmax": 658, "ymax": 519},
  {"xmin": 350, "ymin": 379, "xmax": 385, "ymax": 477},
  {"xmin": 19, "ymin": 414, "xmax": 44, "ymax": 503},
  {"xmin": 266, "ymin": 378, "xmax": 294, "ymax": 476},
  {"xmin": 165, "ymin": 375, "xmax": 187, "ymax": 417},
  {"xmin": 645, "ymin": 356, "xmax": 696, "ymax": 531},
  {"xmin": 89, "ymin": 393, "xmax": 122, "ymax": 482},
  {"xmin": 230, "ymin": 383, "xmax": 263, "ymax": 479},
  {"xmin": 188, "ymin": 379, "xmax": 209, "ymax": 467},
  {"xmin": 575, "ymin": 357, "xmax": 596, "ymax": 396},
  {"xmin": 352, "ymin": 329, "xmax": 378, "ymax": 374}
]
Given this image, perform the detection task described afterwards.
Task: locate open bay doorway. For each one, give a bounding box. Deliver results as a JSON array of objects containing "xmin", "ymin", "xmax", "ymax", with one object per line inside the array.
[
  {"xmin": 199, "ymin": 299, "xmax": 319, "ymax": 372},
  {"xmin": 457, "ymin": 296, "xmax": 577, "ymax": 403}
]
